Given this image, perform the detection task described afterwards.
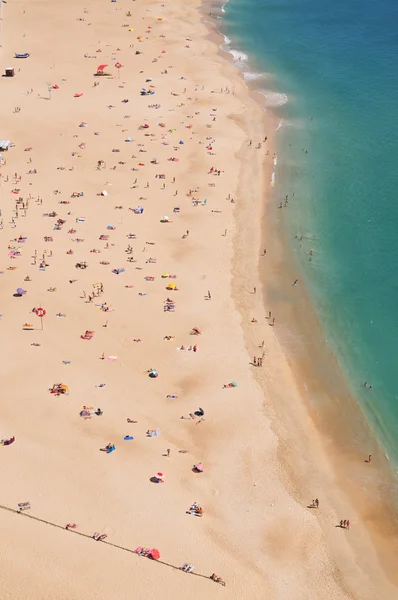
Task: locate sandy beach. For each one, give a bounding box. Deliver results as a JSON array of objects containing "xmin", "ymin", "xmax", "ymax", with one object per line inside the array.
[{"xmin": 0, "ymin": 1, "xmax": 397, "ymax": 598}]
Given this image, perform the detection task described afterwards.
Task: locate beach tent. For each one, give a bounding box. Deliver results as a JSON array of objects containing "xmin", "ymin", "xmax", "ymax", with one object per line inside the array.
[
  {"xmin": 0, "ymin": 140, "xmax": 11, "ymax": 151},
  {"xmin": 96, "ymin": 64, "xmax": 108, "ymax": 75},
  {"xmin": 148, "ymin": 549, "xmax": 160, "ymax": 560}
]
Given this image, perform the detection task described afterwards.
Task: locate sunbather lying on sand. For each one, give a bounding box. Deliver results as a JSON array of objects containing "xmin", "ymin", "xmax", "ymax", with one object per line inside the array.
[
  {"xmin": 179, "ymin": 563, "xmax": 195, "ymax": 573},
  {"xmin": 210, "ymin": 573, "xmax": 226, "ymax": 586}
]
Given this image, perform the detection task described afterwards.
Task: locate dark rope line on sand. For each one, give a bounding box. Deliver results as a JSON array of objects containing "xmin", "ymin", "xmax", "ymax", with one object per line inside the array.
[{"xmin": 0, "ymin": 503, "xmax": 224, "ymax": 584}]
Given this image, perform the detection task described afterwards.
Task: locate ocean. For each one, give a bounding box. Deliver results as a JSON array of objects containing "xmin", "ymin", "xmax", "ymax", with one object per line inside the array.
[{"xmin": 218, "ymin": 0, "xmax": 398, "ymax": 468}]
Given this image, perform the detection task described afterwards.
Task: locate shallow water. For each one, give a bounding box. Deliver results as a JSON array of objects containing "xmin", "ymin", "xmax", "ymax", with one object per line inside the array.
[{"xmin": 221, "ymin": 0, "xmax": 398, "ymax": 468}]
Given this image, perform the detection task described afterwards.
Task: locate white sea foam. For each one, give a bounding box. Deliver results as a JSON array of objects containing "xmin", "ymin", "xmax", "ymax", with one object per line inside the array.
[
  {"xmin": 275, "ymin": 119, "xmax": 284, "ymax": 132},
  {"xmin": 271, "ymin": 171, "xmax": 276, "ymax": 187},
  {"xmin": 221, "ymin": 0, "xmax": 230, "ymax": 13},
  {"xmin": 243, "ymin": 71, "xmax": 264, "ymax": 82},
  {"xmin": 229, "ymin": 49, "xmax": 248, "ymax": 63},
  {"xmin": 222, "ymin": 34, "xmax": 231, "ymax": 46},
  {"xmin": 258, "ymin": 91, "xmax": 288, "ymax": 108}
]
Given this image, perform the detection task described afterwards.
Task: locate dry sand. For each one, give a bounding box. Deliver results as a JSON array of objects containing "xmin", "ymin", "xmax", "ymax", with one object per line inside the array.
[{"xmin": 0, "ymin": 1, "xmax": 396, "ymax": 599}]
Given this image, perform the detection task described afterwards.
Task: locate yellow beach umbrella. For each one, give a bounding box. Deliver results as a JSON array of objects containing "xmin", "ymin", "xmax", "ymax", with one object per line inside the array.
[{"xmin": 166, "ymin": 283, "xmax": 176, "ymax": 289}]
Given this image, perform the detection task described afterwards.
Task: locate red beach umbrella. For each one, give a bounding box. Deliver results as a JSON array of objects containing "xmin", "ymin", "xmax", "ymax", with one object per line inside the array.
[
  {"xmin": 97, "ymin": 64, "xmax": 108, "ymax": 72},
  {"xmin": 149, "ymin": 548, "xmax": 160, "ymax": 560}
]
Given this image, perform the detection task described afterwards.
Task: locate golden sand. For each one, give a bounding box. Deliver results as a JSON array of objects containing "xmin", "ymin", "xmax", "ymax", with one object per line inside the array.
[{"xmin": 0, "ymin": 1, "xmax": 396, "ymax": 598}]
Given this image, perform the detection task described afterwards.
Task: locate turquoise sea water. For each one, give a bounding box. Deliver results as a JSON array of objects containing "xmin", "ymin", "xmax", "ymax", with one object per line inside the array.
[{"xmin": 219, "ymin": 0, "xmax": 398, "ymax": 467}]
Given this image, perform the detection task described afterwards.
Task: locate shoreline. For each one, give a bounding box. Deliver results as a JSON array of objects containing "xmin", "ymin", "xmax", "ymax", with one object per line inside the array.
[
  {"xmin": 204, "ymin": 0, "xmax": 398, "ymax": 592},
  {"xmin": 0, "ymin": 0, "xmax": 397, "ymax": 599}
]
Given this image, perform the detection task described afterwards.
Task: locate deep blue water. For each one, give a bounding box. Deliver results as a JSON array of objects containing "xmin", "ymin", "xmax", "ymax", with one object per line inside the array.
[{"xmin": 221, "ymin": 0, "xmax": 398, "ymax": 466}]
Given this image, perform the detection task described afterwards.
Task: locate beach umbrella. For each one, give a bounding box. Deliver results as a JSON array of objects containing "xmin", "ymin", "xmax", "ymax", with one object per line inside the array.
[
  {"xmin": 194, "ymin": 463, "xmax": 204, "ymax": 472},
  {"xmin": 97, "ymin": 63, "xmax": 108, "ymax": 72},
  {"xmin": 16, "ymin": 288, "xmax": 25, "ymax": 295},
  {"xmin": 155, "ymin": 472, "xmax": 164, "ymax": 481},
  {"xmin": 149, "ymin": 548, "xmax": 160, "ymax": 560}
]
